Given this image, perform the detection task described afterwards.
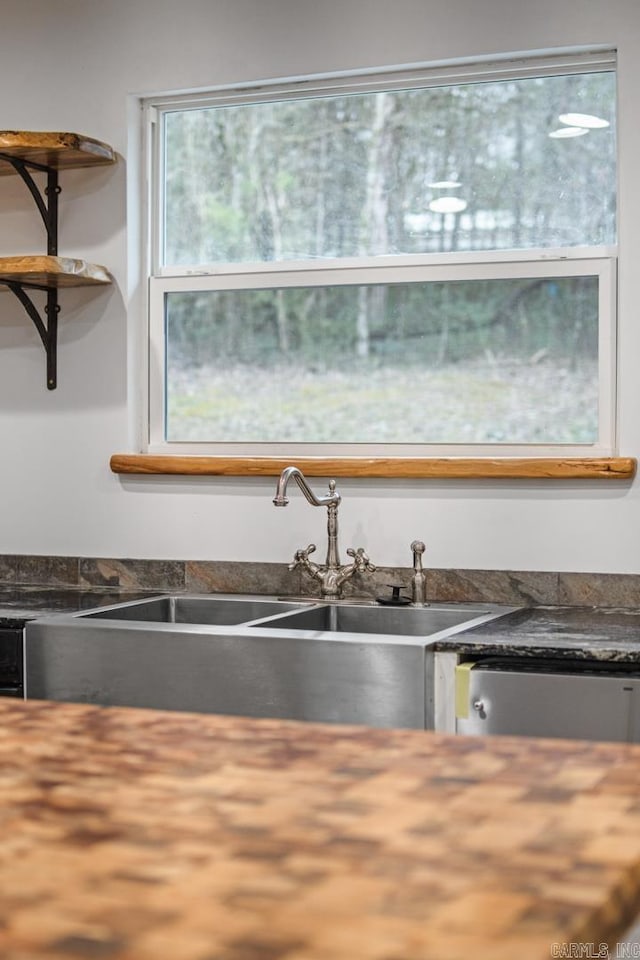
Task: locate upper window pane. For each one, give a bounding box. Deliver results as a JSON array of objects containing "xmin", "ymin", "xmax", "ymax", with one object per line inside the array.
[{"xmin": 163, "ymin": 70, "xmax": 616, "ymax": 266}]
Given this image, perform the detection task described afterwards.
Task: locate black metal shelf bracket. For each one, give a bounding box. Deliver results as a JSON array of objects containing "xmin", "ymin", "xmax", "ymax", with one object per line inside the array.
[
  {"xmin": 0, "ymin": 153, "xmax": 61, "ymax": 388},
  {"xmin": 0, "ymin": 153, "xmax": 60, "ymax": 255},
  {"xmin": 5, "ymin": 282, "xmax": 58, "ymax": 390}
]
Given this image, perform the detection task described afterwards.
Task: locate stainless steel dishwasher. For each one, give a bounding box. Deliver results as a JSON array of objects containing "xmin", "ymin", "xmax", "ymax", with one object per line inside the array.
[{"xmin": 455, "ymin": 658, "xmax": 640, "ymax": 742}]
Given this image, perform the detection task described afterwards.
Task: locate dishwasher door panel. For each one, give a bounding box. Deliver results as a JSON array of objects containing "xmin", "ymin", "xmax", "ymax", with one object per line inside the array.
[{"xmin": 456, "ymin": 666, "xmax": 639, "ymax": 742}]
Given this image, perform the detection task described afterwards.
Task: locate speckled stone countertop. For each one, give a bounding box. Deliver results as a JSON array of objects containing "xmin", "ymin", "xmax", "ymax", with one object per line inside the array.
[
  {"xmin": 1, "ymin": 699, "xmax": 640, "ymax": 960},
  {"xmin": 435, "ymin": 605, "xmax": 640, "ymax": 662},
  {"xmin": 0, "ymin": 587, "xmax": 159, "ymax": 622},
  {"xmin": 5, "ymin": 589, "xmax": 640, "ymax": 664}
]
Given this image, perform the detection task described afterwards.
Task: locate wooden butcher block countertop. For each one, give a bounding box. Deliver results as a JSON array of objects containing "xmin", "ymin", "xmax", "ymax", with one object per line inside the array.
[{"xmin": 2, "ymin": 701, "xmax": 640, "ymax": 960}]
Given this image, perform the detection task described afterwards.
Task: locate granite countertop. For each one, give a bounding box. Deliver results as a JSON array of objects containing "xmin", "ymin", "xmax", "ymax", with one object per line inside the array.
[
  {"xmin": 7, "ymin": 590, "xmax": 640, "ymax": 665},
  {"xmin": 1, "ymin": 699, "xmax": 640, "ymax": 959},
  {"xmin": 0, "ymin": 587, "xmax": 160, "ymax": 622},
  {"xmin": 435, "ymin": 605, "xmax": 640, "ymax": 662}
]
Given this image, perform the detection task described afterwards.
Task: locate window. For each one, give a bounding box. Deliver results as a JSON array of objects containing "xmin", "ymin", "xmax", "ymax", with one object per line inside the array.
[{"xmin": 145, "ymin": 51, "xmax": 617, "ymax": 458}]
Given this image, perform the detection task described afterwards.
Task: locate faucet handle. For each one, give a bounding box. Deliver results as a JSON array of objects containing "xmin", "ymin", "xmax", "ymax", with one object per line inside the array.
[
  {"xmin": 289, "ymin": 543, "xmax": 317, "ymax": 571},
  {"xmin": 346, "ymin": 546, "xmax": 376, "ymax": 573}
]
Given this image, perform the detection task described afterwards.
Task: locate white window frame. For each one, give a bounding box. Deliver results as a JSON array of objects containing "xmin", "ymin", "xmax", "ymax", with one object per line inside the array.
[{"xmin": 143, "ymin": 50, "xmax": 618, "ymax": 458}]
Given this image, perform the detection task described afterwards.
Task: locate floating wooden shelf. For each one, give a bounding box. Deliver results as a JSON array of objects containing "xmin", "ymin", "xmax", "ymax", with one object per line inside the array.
[
  {"xmin": 0, "ymin": 131, "xmax": 115, "ymax": 174},
  {"xmin": 110, "ymin": 455, "xmax": 637, "ymax": 480},
  {"xmin": 0, "ymin": 255, "xmax": 111, "ymax": 288},
  {"xmin": 0, "ymin": 130, "xmax": 116, "ymax": 389}
]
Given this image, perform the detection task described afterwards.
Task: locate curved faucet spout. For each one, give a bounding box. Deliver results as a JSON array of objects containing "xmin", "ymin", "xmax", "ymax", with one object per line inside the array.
[{"xmin": 273, "ymin": 466, "xmax": 341, "ymax": 508}]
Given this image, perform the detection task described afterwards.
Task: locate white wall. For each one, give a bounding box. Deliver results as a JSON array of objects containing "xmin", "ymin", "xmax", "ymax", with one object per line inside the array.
[{"xmin": 0, "ymin": 0, "xmax": 639, "ymax": 572}]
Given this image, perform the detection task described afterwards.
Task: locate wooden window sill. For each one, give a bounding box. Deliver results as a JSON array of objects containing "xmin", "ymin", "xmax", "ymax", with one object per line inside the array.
[{"xmin": 110, "ymin": 455, "xmax": 637, "ymax": 480}]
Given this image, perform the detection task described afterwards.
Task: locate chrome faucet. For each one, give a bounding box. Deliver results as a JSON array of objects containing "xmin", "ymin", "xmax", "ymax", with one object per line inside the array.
[{"xmin": 273, "ymin": 466, "xmax": 375, "ymax": 599}]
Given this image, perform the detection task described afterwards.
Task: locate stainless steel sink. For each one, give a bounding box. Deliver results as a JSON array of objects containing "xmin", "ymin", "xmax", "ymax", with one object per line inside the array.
[
  {"xmin": 253, "ymin": 603, "xmax": 506, "ymax": 637},
  {"xmin": 24, "ymin": 594, "xmax": 520, "ymax": 729},
  {"xmin": 84, "ymin": 596, "xmax": 305, "ymax": 626}
]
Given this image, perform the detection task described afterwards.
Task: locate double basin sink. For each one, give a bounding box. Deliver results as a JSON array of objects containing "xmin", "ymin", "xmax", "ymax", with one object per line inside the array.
[{"xmin": 25, "ymin": 594, "xmax": 519, "ymax": 728}]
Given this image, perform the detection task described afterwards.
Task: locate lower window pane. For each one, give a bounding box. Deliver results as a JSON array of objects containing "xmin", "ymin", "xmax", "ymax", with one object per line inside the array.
[{"xmin": 164, "ymin": 276, "xmax": 599, "ymax": 444}]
